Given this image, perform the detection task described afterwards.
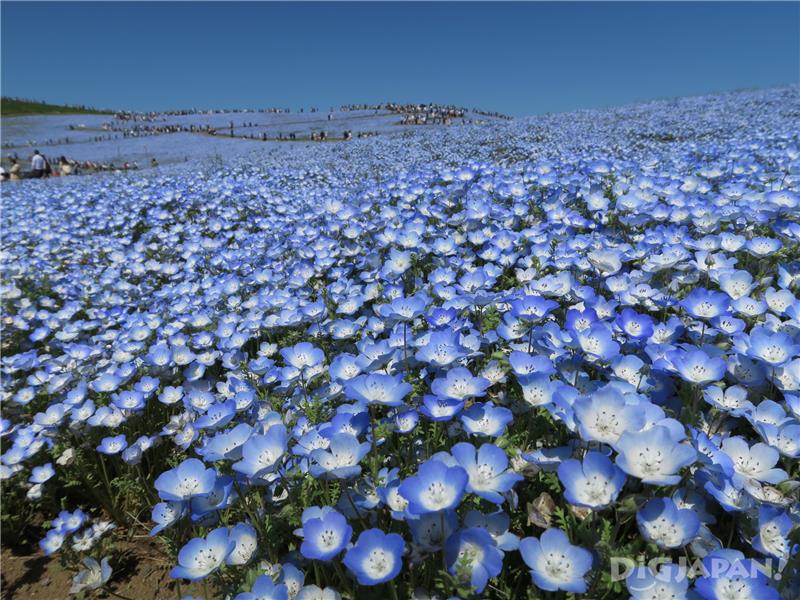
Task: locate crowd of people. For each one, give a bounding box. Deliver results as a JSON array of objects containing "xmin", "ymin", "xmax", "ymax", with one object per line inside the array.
[
  {"xmin": 2, "ymin": 102, "xmax": 512, "ymax": 182},
  {"xmin": 386, "ymin": 102, "xmax": 511, "ymax": 126},
  {"xmin": 2, "ymin": 131, "xmax": 123, "ymax": 150},
  {"xmin": 114, "ymin": 123, "xmax": 214, "ymax": 138},
  {"xmin": 113, "ymin": 106, "xmax": 291, "ymax": 120},
  {"xmin": 0, "ymin": 151, "xmax": 159, "ymax": 181}
]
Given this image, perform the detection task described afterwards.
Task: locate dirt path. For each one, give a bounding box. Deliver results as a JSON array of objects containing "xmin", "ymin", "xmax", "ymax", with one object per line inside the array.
[{"xmin": 0, "ymin": 537, "xmax": 180, "ymax": 600}]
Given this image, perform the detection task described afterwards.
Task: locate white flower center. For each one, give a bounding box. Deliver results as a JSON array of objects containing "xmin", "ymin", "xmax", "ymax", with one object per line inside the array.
[{"xmin": 363, "ymin": 549, "xmax": 393, "ymax": 579}]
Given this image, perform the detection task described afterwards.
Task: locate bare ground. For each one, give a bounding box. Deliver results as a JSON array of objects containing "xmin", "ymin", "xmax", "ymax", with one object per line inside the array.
[{"xmin": 0, "ymin": 537, "xmax": 184, "ymax": 600}]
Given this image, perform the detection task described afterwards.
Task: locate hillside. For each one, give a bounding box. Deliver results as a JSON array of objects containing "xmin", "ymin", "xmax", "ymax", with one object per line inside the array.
[{"xmin": 0, "ymin": 97, "xmax": 113, "ymax": 117}]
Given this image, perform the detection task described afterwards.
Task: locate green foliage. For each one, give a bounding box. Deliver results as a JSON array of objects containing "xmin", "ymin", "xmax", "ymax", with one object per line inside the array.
[{"xmin": 1, "ymin": 97, "xmax": 114, "ymax": 116}]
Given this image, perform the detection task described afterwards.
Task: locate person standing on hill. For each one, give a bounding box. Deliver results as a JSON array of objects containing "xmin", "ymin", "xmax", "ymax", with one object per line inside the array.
[
  {"xmin": 31, "ymin": 150, "xmax": 46, "ymax": 178},
  {"xmin": 9, "ymin": 158, "xmax": 21, "ymax": 180},
  {"xmin": 59, "ymin": 156, "xmax": 73, "ymax": 176}
]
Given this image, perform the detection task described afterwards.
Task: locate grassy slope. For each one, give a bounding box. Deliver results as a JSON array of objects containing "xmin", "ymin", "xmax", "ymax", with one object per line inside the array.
[{"xmin": 1, "ymin": 97, "xmax": 113, "ymax": 117}]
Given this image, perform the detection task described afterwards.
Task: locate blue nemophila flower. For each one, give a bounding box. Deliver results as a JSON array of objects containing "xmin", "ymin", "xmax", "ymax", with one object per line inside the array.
[
  {"xmin": 681, "ymin": 288, "xmax": 731, "ymax": 320},
  {"xmin": 226, "ymin": 522, "xmax": 258, "ymax": 566},
  {"xmin": 565, "ymin": 307, "xmax": 599, "ymax": 333},
  {"xmin": 615, "ymin": 426, "xmax": 696, "ymax": 485},
  {"xmin": 97, "ymin": 434, "xmax": 128, "ymax": 455},
  {"xmin": 574, "ymin": 386, "xmax": 646, "ymax": 446},
  {"xmin": 463, "ymin": 509, "xmax": 519, "ymax": 552},
  {"xmin": 508, "ymin": 351, "xmax": 556, "ymax": 379},
  {"xmin": 324, "ymin": 411, "xmax": 370, "ymax": 438},
  {"xmin": 451, "ymin": 442, "xmax": 523, "ymax": 504},
  {"xmin": 751, "ymin": 420, "xmax": 800, "ymax": 461},
  {"xmin": 509, "ymin": 295, "xmax": 558, "ymax": 321},
  {"xmin": 575, "ymin": 324, "xmax": 620, "ymax": 361},
  {"xmin": 200, "ymin": 422, "xmax": 252, "ymax": 462},
  {"xmin": 40, "ymin": 529, "xmax": 64, "ymax": 556},
  {"xmin": 703, "ymin": 385, "xmax": 753, "ymax": 416},
  {"xmin": 626, "ymin": 563, "xmax": 689, "ymax": 600},
  {"xmin": 194, "ymin": 399, "xmax": 237, "ymax": 430},
  {"xmin": 309, "ymin": 432, "xmax": 369, "ymax": 480},
  {"xmin": 121, "ymin": 434, "xmax": 156, "ymax": 465},
  {"xmin": 615, "ymin": 308, "xmax": 655, "ymax": 341},
  {"xmin": 718, "ymin": 270, "xmax": 755, "ymax": 301},
  {"xmin": 170, "ymin": 527, "xmax": 234, "ymax": 581},
  {"xmin": 158, "ymin": 385, "xmax": 184, "ymax": 405},
  {"xmin": 377, "ymin": 294, "xmax": 428, "ymax": 322},
  {"xmin": 355, "ymin": 338, "xmax": 394, "ymax": 371},
  {"xmin": 408, "ymin": 510, "xmax": 458, "ymax": 551},
  {"xmin": 460, "ymin": 401, "xmax": 513, "ymax": 437},
  {"xmin": 702, "ymin": 472, "xmax": 753, "ymax": 514},
  {"xmin": 344, "ymin": 373, "xmax": 411, "ymax": 407},
  {"xmin": 52, "ymin": 508, "xmax": 87, "ymax": 534},
  {"xmin": 399, "ymin": 458, "xmax": 468, "ymax": 514},
  {"xmin": 147, "ymin": 343, "xmax": 173, "ymax": 368},
  {"xmin": 150, "ymin": 500, "xmax": 186, "ymax": 535},
  {"xmin": 752, "ymin": 506, "xmax": 795, "ymax": 560},
  {"xmin": 190, "ymin": 475, "xmax": 235, "ymax": 519},
  {"xmin": 295, "ymin": 585, "xmax": 341, "ymax": 600},
  {"xmin": 693, "ymin": 549, "xmax": 779, "ymax": 600},
  {"xmin": 112, "ymin": 390, "xmax": 145, "ymax": 412},
  {"xmin": 90, "ymin": 373, "xmax": 122, "ymax": 393},
  {"xmin": 232, "ymin": 425, "xmax": 288, "ymax": 480},
  {"xmin": 299, "ymin": 506, "xmax": 353, "ymax": 561},
  {"xmin": 431, "ymin": 367, "xmax": 491, "ymax": 401},
  {"xmin": 746, "ymin": 399, "xmax": 792, "ymax": 429},
  {"xmin": 280, "ymin": 342, "xmax": 325, "ymax": 371},
  {"xmin": 29, "ymin": 462, "xmax": 55, "ymax": 484},
  {"xmin": 420, "ymin": 395, "xmax": 464, "ymax": 421},
  {"xmin": 328, "ymin": 353, "xmax": 363, "ymax": 382},
  {"xmin": 497, "ymin": 313, "xmax": 530, "ymax": 342},
  {"xmin": 415, "ymin": 330, "xmax": 468, "ymax": 368},
  {"xmin": 745, "ymin": 326, "xmax": 800, "ymax": 366},
  {"xmin": 747, "ymin": 236, "xmax": 782, "ymax": 257},
  {"xmin": 587, "ymin": 248, "xmax": 622, "ymax": 276},
  {"xmin": 720, "ymin": 436, "xmax": 787, "ymax": 487},
  {"xmin": 234, "ymin": 574, "xmax": 289, "ymax": 600},
  {"xmin": 557, "ymin": 451, "xmax": 626, "ymax": 508},
  {"xmin": 154, "ymin": 457, "xmax": 217, "ymax": 501},
  {"xmin": 381, "ymin": 248, "xmax": 413, "ymax": 279},
  {"xmin": 519, "ymin": 528, "xmax": 593, "ymax": 593},
  {"xmin": 671, "ymin": 348, "xmax": 727, "ymax": 385},
  {"xmin": 519, "ymin": 372, "xmax": 564, "ymax": 407},
  {"xmin": 394, "ymin": 409, "xmax": 419, "ymax": 434},
  {"xmin": 278, "ymin": 563, "xmax": 305, "ymax": 598},
  {"xmin": 636, "ymin": 497, "xmax": 700, "ymax": 549},
  {"xmin": 70, "ymin": 557, "xmax": 112, "ymax": 595},
  {"xmin": 343, "ymin": 528, "xmax": 405, "ymax": 586},
  {"xmin": 445, "ymin": 527, "xmax": 503, "ymax": 594}
]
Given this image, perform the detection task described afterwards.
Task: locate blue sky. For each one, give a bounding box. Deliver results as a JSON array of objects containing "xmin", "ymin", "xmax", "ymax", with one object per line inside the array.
[{"xmin": 2, "ymin": 2, "xmax": 798, "ymax": 116}]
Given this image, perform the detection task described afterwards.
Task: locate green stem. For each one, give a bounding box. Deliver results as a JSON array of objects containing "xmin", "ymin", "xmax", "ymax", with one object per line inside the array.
[
  {"xmin": 388, "ymin": 582, "xmax": 400, "ymax": 600},
  {"xmin": 313, "ymin": 560, "xmax": 323, "ymax": 587},
  {"xmin": 344, "ymin": 488, "xmax": 368, "ymax": 530},
  {"xmin": 98, "ymin": 454, "xmax": 122, "ymax": 523}
]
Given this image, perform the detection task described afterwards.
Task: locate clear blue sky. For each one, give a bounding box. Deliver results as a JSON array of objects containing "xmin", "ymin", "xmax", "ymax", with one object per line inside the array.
[{"xmin": 2, "ymin": 2, "xmax": 798, "ymax": 116}]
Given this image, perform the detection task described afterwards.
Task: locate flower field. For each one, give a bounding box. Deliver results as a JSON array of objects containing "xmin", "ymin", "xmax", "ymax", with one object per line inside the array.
[{"xmin": 2, "ymin": 86, "xmax": 800, "ymax": 599}]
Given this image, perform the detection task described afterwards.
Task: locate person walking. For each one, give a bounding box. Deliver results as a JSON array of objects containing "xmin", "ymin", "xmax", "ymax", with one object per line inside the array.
[
  {"xmin": 9, "ymin": 157, "xmax": 21, "ymax": 180},
  {"xmin": 31, "ymin": 150, "xmax": 46, "ymax": 178},
  {"xmin": 59, "ymin": 156, "xmax": 73, "ymax": 176}
]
